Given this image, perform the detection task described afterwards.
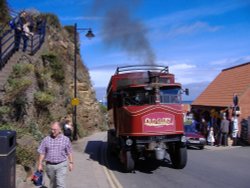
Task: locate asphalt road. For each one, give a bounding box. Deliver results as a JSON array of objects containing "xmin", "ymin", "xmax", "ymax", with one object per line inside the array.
[
  {"xmin": 20, "ymin": 132, "xmax": 248, "ymax": 188},
  {"xmin": 106, "ymin": 141, "xmax": 250, "ymax": 188}
]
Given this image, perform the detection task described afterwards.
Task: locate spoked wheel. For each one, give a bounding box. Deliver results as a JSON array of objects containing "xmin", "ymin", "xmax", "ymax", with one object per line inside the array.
[{"xmin": 169, "ymin": 143, "xmax": 187, "ymax": 169}]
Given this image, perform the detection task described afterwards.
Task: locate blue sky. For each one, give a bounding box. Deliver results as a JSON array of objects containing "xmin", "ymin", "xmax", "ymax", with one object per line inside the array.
[{"xmin": 8, "ymin": 0, "xmax": 250, "ymax": 101}]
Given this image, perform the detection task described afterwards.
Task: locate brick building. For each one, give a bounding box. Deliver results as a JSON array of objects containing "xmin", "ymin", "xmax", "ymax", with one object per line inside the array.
[{"xmin": 192, "ymin": 62, "xmax": 250, "ymax": 144}]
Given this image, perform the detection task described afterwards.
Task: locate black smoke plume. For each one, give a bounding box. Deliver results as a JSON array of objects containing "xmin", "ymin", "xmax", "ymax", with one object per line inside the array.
[{"xmin": 91, "ymin": 0, "xmax": 156, "ymax": 65}]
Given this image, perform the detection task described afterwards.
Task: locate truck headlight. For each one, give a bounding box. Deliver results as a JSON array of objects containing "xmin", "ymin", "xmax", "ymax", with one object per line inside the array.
[
  {"xmin": 181, "ymin": 136, "xmax": 187, "ymax": 142},
  {"xmin": 199, "ymin": 138, "xmax": 206, "ymax": 141},
  {"xmin": 126, "ymin": 138, "xmax": 133, "ymax": 146}
]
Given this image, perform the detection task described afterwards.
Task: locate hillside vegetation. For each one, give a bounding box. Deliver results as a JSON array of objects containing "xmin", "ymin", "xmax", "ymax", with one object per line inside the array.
[{"xmin": 0, "ymin": 1, "xmax": 107, "ymax": 171}]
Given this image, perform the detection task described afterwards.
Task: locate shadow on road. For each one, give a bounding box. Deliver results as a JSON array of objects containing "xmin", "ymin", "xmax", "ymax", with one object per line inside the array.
[{"xmin": 84, "ymin": 140, "xmax": 174, "ymax": 174}]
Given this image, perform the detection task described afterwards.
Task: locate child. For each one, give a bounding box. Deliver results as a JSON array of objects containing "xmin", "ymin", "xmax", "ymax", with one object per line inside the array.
[{"xmin": 207, "ymin": 127, "xmax": 215, "ymax": 146}]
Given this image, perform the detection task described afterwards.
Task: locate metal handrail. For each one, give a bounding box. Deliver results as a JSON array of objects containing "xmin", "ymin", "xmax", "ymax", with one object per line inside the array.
[
  {"xmin": 0, "ymin": 16, "xmax": 46, "ymax": 70},
  {"xmin": 115, "ymin": 65, "xmax": 169, "ymax": 74}
]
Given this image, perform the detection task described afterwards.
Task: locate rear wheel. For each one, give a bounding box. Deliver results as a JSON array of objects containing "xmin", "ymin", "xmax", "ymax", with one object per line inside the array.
[
  {"xmin": 199, "ymin": 145, "xmax": 204, "ymax": 150},
  {"xmin": 169, "ymin": 143, "xmax": 187, "ymax": 169}
]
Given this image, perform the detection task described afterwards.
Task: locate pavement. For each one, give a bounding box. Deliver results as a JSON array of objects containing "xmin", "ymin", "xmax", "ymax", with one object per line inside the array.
[
  {"xmin": 204, "ymin": 145, "xmax": 242, "ymax": 151},
  {"xmin": 17, "ymin": 132, "xmax": 113, "ymax": 188}
]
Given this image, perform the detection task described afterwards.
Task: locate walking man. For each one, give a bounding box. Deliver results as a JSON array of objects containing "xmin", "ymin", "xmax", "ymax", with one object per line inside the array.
[{"xmin": 37, "ymin": 122, "xmax": 73, "ymax": 188}]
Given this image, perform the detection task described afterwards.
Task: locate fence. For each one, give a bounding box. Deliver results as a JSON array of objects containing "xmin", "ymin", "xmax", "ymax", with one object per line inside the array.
[{"xmin": 0, "ymin": 19, "xmax": 46, "ymax": 70}]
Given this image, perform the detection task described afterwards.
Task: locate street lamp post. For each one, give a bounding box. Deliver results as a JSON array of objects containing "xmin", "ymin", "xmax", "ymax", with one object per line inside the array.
[{"xmin": 72, "ymin": 23, "xmax": 94, "ymax": 141}]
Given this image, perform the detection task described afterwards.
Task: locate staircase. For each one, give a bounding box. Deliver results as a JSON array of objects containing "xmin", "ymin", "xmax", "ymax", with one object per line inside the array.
[
  {"xmin": 0, "ymin": 52, "xmax": 23, "ymax": 90},
  {"xmin": 0, "ymin": 16, "xmax": 46, "ymax": 99}
]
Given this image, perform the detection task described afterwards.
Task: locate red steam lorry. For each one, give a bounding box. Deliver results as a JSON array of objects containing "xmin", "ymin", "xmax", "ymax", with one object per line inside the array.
[{"xmin": 107, "ymin": 65, "xmax": 189, "ymax": 172}]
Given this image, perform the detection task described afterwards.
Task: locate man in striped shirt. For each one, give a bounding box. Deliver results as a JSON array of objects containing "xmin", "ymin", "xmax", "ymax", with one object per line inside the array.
[{"xmin": 37, "ymin": 122, "xmax": 73, "ymax": 188}]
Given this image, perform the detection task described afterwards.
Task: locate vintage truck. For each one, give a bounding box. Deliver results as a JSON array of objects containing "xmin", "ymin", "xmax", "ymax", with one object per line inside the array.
[{"xmin": 107, "ymin": 65, "xmax": 189, "ymax": 171}]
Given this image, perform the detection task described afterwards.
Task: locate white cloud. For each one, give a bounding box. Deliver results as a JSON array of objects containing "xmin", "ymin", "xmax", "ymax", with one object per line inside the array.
[
  {"xmin": 89, "ymin": 69, "xmax": 114, "ymax": 87},
  {"xmin": 211, "ymin": 56, "xmax": 250, "ymax": 67},
  {"xmin": 60, "ymin": 16, "xmax": 102, "ymax": 21},
  {"xmin": 165, "ymin": 22, "xmax": 221, "ymax": 38},
  {"xmin": 170, "ymin": 63, "xmax": 196, "ymax": 70}
]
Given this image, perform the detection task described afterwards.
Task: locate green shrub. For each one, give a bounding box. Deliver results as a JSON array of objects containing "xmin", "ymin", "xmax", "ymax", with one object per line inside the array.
[
  {"xmin": 34, "ymin": 66, "xmax": 51, "ymax": 91},
  {"xmin": 99, "ymin": 103, "xmax": 107, "ymax": 114},
  {"xmin": 0, "ymin": 0, "xmax": 10, "ymax": 26},
  {"xmin": 7, "ymin": 63, "xmax": 33, "ymax": 91},
  {"xmin": 7, "ymin": 77, "xmax": 31, "ymax": 89},
  {"xmin": 51, "ymin": 69, "xmax": 65, "ymax": 83},
  {"xmin": 0, "ymin": 123, "xmax": 28, "ymax": 139},
  {"xmin": 0, "ymin": 123, "xmax": 13, "ymax": 131},
  {"xmin": 0, "ymin": 105, "xmax": 10, "ymax": 115},
  {"xmin": 5, "ymin": 63, "xmax": 33, "ymax": 99},
  {"xmin": 5, "ymin": 78, "xmax": 32, "ymax": 102},
  {"xmin": 0, "ymin": 124, "xmax": 37, "ymax": 166},
  {"xmin": 28, "ymin": 122, "xmax": 44, "ymax": 141},
  {"xmin": 42, "ymin": 13, "xmax": 61, "ymax": 29},
  {"xmin": 64, "ymin": 25, "xmax": 75, "ymax": 42},
  {"xmin": 98, "ymin": 123, "xmax": 108, "ymax": 132},
  {"xmin": 34, "ymin": 91, "xmax": 54, "ymax": 108},
  {"xmin": 77, "ymin": 125, "xmax": 88, "ymax": 138},
  {"xmin": 41, "ymin": 53, "xmax": 65, "ymax": 84},
  {"xmin": 64, "ymin": 25, "xmax": 74, "ymax": 34},
  {"xmin": 16, "ymin": 145, "xmax": 37, "ymax": 167},
  {"xmin": 12, "ymin": 63, "xmax": 34, "ymax": 78},
  {"xmin": 42, "ymin": 53, "xmax": 57, "ymax": 63}
]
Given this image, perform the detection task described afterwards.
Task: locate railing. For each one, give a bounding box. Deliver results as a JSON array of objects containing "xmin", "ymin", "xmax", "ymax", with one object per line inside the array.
[
  {"xmin": 0, "ymin": 28, "xmax": 14, "ymax": 70},
  {"xmin": 0, "ymin": 18, "xmax": 46, "ymax": 70},
  {"xmin": 29, "ymin": 21, "xmax": 46, "ymax": 55},
  {"xmin": 116, "ymin": 65, "xmax": 169, "ymax": 74}
]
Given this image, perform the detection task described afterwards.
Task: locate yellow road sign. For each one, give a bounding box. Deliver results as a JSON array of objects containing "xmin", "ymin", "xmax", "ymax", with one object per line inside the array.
[{"xmin": 71, "ymin": 98, "xmax": 79, "ymax": 106}]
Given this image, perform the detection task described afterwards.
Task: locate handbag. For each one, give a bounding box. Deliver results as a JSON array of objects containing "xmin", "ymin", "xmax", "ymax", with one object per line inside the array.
[{"xmin": 31, "ymin": 170, "xmax": 43, "ymax": 186}]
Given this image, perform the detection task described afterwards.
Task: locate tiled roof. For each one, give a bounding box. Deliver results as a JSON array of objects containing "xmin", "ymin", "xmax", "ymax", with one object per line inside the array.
[{"xmin": 192, "ymin": 62, "xmax": 250, "ymax": 107}]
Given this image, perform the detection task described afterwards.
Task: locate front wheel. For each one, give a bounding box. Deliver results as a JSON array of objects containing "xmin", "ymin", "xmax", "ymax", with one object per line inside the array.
[
  {"xmin": 120, "ymin": 149, "xmax": 135, "ymax": 172},
  {"xmin": 169, "ymin": 143, "xmax": 187, "ymax": 169}
]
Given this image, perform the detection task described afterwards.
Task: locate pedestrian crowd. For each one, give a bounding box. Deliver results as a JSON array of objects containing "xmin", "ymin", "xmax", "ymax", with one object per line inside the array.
[
  {"xmin": 9, "ymin": 10, "xmax": 45, "ymax": 52},
  {"xmin": 190, "ymin": 94, "xmax": 240, "ymax": 147},
  {"xmin": 190, "ymin": 110, "xmax": 239, "ymax": 147}
]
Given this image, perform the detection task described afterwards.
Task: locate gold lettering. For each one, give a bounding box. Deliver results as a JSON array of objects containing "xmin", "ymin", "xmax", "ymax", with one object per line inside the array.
[
  {"xmin": 145, "ymin": 118, "xmax": 151, "ymax": 125},
  {"xmin": 144, "ymin": 117, "xmax": 174, "ymax": 127}
]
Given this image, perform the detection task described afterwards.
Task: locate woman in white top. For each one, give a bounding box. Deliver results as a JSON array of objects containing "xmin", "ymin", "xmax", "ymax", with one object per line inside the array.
[
  {"xmin": 22, "ymin": 22, "xmax": 33, "ymax": 52},
  {"xmin": 207, "ymin": 127, "xmax": 215, "ymax": 146},
  {"xmin": 231, "ymin": 117, "xmax": 238, "ymax": 146}
]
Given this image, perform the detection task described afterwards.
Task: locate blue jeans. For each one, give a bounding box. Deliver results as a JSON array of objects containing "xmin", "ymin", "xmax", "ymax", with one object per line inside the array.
[
  {"xmin": 219, "ymin": 132, "xmax": 228, "ymax": 146},
  {"xmin": 22, "ymin": 34, "xmax": 29, "ymax": 52},
  {"xmin": 14, "ymin": 30, "xmax": 22, "ymax": 50}
]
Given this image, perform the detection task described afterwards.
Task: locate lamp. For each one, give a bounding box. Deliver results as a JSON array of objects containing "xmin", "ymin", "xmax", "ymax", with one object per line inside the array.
[{"xmin": 85, "ymin": 29, "xmax": 95, "ymax": 39}]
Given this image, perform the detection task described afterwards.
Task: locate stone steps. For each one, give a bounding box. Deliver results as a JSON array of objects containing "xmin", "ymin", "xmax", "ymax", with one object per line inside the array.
[{"xmin": 0, "ymin": 52, "xmax": 23, "ymax": 90}]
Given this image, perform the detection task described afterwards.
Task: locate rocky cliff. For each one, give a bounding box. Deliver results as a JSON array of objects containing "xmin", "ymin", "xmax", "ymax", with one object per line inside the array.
[{"xmin": 0, "ymin": 13, "xmax": 106, "ymax": 170}]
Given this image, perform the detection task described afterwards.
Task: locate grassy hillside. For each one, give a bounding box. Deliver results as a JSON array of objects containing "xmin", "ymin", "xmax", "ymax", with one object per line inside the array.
[{"xmin": 0, "ymin": 12, "xmax": 107, "ymax": 170}]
